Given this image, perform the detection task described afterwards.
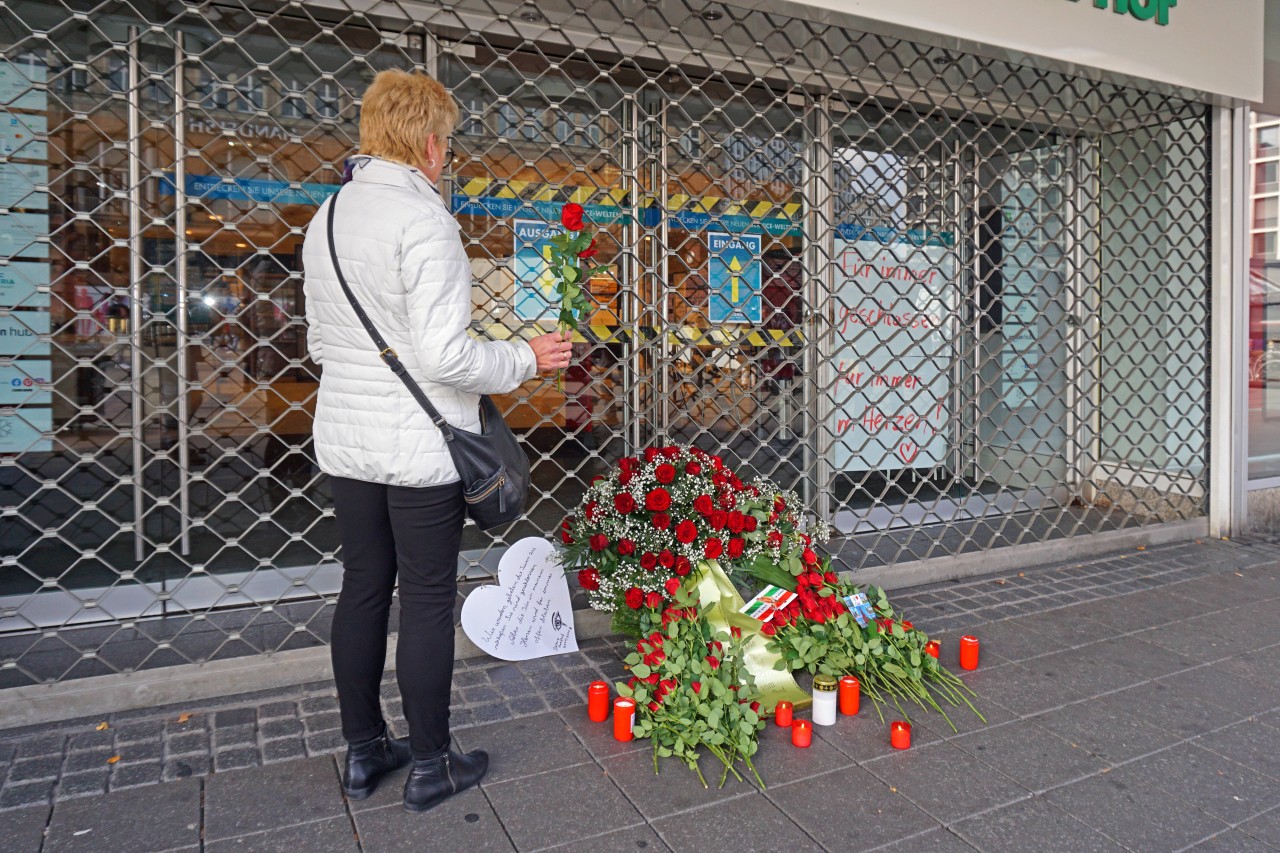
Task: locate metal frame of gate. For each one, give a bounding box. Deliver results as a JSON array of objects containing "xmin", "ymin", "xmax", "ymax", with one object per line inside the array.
[{"xmin": 0, "ymin": 0, "xmax": 1216, "ymax": 687}]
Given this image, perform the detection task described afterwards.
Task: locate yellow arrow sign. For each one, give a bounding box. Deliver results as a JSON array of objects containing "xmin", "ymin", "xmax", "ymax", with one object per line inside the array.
[{"xmin": 728, "ymin": 255, "xmax": 743, "ymax": 303}]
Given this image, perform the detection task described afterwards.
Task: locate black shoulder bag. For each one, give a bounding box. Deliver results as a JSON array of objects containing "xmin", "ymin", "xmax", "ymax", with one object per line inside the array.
[{"xmin": 325, "ymin": 190, "xmax": 530, "ymax": 530}]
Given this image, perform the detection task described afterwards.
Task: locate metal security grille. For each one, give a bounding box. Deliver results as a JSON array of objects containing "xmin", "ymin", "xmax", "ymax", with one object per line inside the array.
[{"xmin": 0, "ymin": 0, "xmax": 1210, "ymax": 687}]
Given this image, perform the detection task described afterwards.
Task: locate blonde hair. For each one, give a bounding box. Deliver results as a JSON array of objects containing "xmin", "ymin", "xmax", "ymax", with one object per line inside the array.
[{"xmin": 358, "ymin": 70, "xmax": 459, "ymax": 167}]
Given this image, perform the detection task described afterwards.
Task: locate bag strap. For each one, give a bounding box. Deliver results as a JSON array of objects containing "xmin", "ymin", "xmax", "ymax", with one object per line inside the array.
[{"xmin": 325, "ymin": 189, "xmax": 455, "ymax": 441}]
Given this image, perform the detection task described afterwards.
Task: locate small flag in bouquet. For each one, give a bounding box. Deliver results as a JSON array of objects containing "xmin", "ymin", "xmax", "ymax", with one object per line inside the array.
[{"xmin": 740, "ymin": 584, "xmax": 798, "ymax": 622}]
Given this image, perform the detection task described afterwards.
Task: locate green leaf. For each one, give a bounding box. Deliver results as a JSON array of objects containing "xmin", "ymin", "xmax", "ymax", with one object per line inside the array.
[{"xmin": 631, "ymin": 663, "xmax": 652, "ymax": 679}]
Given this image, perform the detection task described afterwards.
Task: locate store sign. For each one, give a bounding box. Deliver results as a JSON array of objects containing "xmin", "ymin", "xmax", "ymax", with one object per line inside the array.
[
  {"xmin": 707, "ymin": 232, "xmax": 762, "ymax": 324},
  {"xmin": 0, "ymin": 163, "xmax": 47, "ymax": 209},
  {"xmin": 511, "ymin": 219, "xmax": 562, "ymax": 321},
  {"xmin": 0, "ymin": 60, "xmax": 46, "ymax": 111},
  {"xmin": 0, "ymin": 312, "xmax": 48, "ymax": 357},
  {"xmin": 1067, "ymin": 0, "xmax": 1175, "ymax": 27},
  {"xmin": 0, "ymin": 212, "xmax": 48, "ymax": 259},
  {"xmin": 0, "ymin": 112, "xmax": 46, "ymax": 160},
  {"xmin": 828, "ymin": 235, "xmax": 955, "ymax": 473},
  {"xmin": 159, "ymin": 173, "xmax": 338, "ymax": 207},
  {"xmin": 0, "ymin": 262, "xmax": 50, "ymax": 308},
  {"xmin": 0, "ymin": 405, "xmax": 50, "ymax": 454},
  {"xmin": 0, "ymin": 359, "xmax": 51, "ymax": 403}
]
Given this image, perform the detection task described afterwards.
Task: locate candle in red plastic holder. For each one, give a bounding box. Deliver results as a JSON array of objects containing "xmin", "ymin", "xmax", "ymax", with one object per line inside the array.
[
  {"xmin": 612, "ymin": 697, "xmax": 636, "ymax": 741},
  {"xmin": 959, "ymin": 635, "xmax": 980, "ymax": 670},
  {"xmin": 890, "ymin": 720, "xmax": 912, "ymax": 750},
  {"xmin": 924, "ymin": 640, "xmax": 941, "ymax": 660},
  {"xmin": 838, "ymin": 676, "xmax": 860, "ymax": 716},
  {"xmin": 587, "ymin": 681, "xmax": 610, "ymax": 723},
  {"xmin": 791, "ymin": 718, "xmax": 812, "ymax": 748},
  {"xmin": 774, "ymin": 700, "xmax": 793, "ymax": 727}
]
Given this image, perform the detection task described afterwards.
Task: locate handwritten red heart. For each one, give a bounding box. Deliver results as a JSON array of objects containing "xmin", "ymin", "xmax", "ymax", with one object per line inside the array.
[{"xmin": 898, "ymin": 441, "xmax": 919, "ymax": 464}]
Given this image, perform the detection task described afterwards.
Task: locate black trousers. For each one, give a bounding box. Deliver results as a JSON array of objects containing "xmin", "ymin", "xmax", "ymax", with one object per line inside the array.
[{"xmin": 329, "ymin": 475, "xmax": 465, "ymax": 760}]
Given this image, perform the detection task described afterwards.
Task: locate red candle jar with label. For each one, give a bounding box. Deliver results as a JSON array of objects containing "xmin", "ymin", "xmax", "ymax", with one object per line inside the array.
[
  {"xmin": 924, "ymin": 640, "xmax": 940, "ymax": 660},
  {"xmin": 612, "ymin": 697, "xmax": 636, "ymax": 742},
  {"xmin": 791, "ymin": 718, "xmax": 812, "ymax": 748},
  {"xmin": 774, "ymin": 700, "xmax": 793, "ymax": 727},
  {"xmin": 959, "ymin": 635, "xmax": 980, "ymax": 670},
  {"xmin": 890, "ymin": 720, "xmax": 911, "ymax": 749},
  {"xmin": 587, "ymin": 681, "xmax": 610, "ymax": 722},
  {"xmin": 838, "ymin": 676, "xmax": 860, "ymax": 715}
]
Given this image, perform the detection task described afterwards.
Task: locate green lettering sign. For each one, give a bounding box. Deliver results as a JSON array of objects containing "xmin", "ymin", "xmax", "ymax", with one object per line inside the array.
[{"xmin": 1074, "ymin": 0, "xmax": 1176, "ymax": 26}]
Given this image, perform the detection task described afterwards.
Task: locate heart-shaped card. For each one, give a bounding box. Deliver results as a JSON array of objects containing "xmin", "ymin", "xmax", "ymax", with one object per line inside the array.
[{"xmin": 460, "ymin": 537, "xmax": 578, "ymax": 661}]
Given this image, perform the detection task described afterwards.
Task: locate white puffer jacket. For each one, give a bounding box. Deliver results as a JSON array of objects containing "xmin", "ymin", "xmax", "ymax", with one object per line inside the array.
[{"xmin": 303, "ymin": 156, "xmax": 536, "ymax": 487}]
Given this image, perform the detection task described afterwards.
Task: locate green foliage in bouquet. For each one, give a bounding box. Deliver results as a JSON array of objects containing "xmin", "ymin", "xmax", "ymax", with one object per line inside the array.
[{"xmin": 616, "ymin": 583, "xmax": 765, "ymax": 789}]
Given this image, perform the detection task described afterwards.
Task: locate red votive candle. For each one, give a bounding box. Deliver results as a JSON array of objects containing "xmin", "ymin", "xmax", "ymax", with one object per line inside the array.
[
  {"xmin": 774, "ymin": 700, "xmax": 793, "ymax": 727},
  {"xmin": 890, "ymin": 720, "xmax": 911, "ymax": 750},
  {"xmin": 587, "ymin": 681, "xmax": 610, "ymax": 723},
  {"xmin": 959, "ymin": 635, "xmax": 980, "ymax": 670},
  {"xmin": 924, "ymin": 640, "xmax": 940, "ymax": 660},
  {"xmin": 791, "ymin": 719, "xmax": 812, "ymax": 748},
  {"xmin": 838, "ymin": 676, "xmax": 860, "ymax": 716},
  {"xmin": 613, "ymin": 697, "xmax": 636, "ymax": 742}
]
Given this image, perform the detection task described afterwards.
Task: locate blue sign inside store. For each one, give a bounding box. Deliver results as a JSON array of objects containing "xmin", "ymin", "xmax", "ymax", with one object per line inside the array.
[
  {"xmin": 451, "ymin": 195, "xmax": 630, "ymax": 226},
  {"xmin": 511, "ymin": 219, "xmax": 562, "ymax": 321},
  {"xmin": 0, "ymin": 405, "xmax": 50, "ymax": 454},
  {"xmin": 707, "ymin": 231, "xmax": 762, "ymax": 324},
  {"xmin": 0, "ymin": 112, "xmax": 46, "ymax": 160},
  {"xmin": 0, "ymin": 262, "xmax": 49, "ymax": 308},
  {"xmin": 158, "ymin": 173, "xmax": 339, "ymax": 206}
]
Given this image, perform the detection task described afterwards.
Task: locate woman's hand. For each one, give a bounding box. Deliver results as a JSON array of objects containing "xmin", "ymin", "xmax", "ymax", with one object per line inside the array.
[{"xmin": 529, "ymin": 331, "xmax": 574, "ymax": 374}]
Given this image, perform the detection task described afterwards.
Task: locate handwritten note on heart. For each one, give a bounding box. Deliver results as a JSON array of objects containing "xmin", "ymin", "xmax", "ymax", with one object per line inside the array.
[{"xmin": 460, "ymin": 537, "xmax": 578, "ymax": 661}]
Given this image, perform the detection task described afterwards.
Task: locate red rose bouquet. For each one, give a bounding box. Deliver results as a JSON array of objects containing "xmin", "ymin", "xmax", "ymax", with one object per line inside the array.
[{"xmin": 559, "ymin": 445, "xmax": 828, "ymax": 635}]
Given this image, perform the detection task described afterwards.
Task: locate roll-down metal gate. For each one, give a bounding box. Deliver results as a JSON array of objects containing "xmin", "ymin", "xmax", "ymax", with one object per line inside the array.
[{"xmin": 0, "ymin": 0, "xmax": 1210, "ymax": 686}]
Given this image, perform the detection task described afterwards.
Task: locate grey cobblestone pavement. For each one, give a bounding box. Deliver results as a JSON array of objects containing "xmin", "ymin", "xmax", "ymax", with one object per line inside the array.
[{"xmin": 2, "ymin": 535, "xmax": 1280, "ymax": 850}]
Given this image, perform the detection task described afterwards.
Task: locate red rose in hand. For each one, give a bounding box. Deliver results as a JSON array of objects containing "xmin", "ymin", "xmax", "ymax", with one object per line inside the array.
[
  {"xmin": 705, "ymin": 655, "xmax": 721, "ymax": 669},
  {"xmin": 640, "ymin": 552, "xmax": 658, "ymax": 571},
  {"xmin": 577, "ymin": 568, "xmax": 600, "ymax": 591},
  {"xmin": 645, "ymin": 591, "xmax": 663, "ymax": 609},
  {"xmin": 704, "ymin": 538, "xmax": 724, "ymax": 559},
  {"xmin": 727, "ymin": 538, "xmax": 745, "ymax": 558},
  {"xmin": 577, "ymin": 238, "xmax": 598, "ymax": 260},
  {"xmin": 744, "ymin": 515, "xmax": 758, "ymax": 532},
  {"xmin": 617, "ymin": 538, "xmax": 636, "ymax": 556},
  {"xmin": 589, "ymin": 534, "xmax": 609, "ymax": 552},
  {"xmin": 645, "ymin": 488, "xmax": 672, "ymax": 512},
  {"xmin": 664, "ymin": 577, "xmax": 682, "ymax": 596},
  {"xmin": 685, "ymin": 461, "xmax": 702, "ymax": 475},
  {"xmin": 693, "ymin": 494, "xmax": 714, "ymax": 515},
  {"xmin": 651, "ymin": 512, "xmax": 671, "ymax": 530},
  {"xmin": 658, "ymin": 549, "xmax": 675, "ymax": 569},
  {"xmin": 675, "ymin": 520, "xmax": 699, "ymax": 544},
  {"xmin": 625, "ymin": 587, "xmax": 644, "ymax": 609},
  {"xmin": 655, "ymin": 463, "xmax": 676, "ymax": 484},
  {"xmin": 766, "ymin": 531, "xmax": 784, "ymax": 547},
  {"xmin": 561, "ymin": 202, "xmax": 585, "ymax": 231},
  {"xmin": 674, "ymin": 556, "xmax": 692, "ymax": 576},
  {"xmin": 614, "ymin": 493, "xmax": 636, "ymax": 514}
]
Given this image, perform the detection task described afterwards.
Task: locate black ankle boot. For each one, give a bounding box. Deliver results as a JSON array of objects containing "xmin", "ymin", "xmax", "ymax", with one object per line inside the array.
[
  {"xmin": 403, "ymin": 749, "xmax": 489, "ymax": 813},
  {"xmin": 341, "ymin": 727, "xmax": 411, "ymax": 800}
]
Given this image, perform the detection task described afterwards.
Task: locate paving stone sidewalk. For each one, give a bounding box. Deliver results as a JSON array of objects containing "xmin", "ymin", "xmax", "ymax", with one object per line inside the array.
[{"xmin": 4, "ymin": 536, "xmax": 1280, "ymax": 851}]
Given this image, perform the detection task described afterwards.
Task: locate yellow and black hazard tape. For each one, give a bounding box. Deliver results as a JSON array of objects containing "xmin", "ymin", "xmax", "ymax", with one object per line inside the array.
[
  {"xmin": 455, "ymin": 176, "xmax": 631, "ymax": 208},
  {"xmin": 480, "ymin": 323, "xmax": 805, "ymax": 348},
  {"xmin": 640, "ymin": 194, "xmax": 802, "ymax": 223}
]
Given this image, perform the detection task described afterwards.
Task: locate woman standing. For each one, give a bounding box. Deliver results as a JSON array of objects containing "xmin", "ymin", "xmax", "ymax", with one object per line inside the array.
[{"xmin": 303, "ymin": 70, "xmax": 572, "ymax": 813}]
